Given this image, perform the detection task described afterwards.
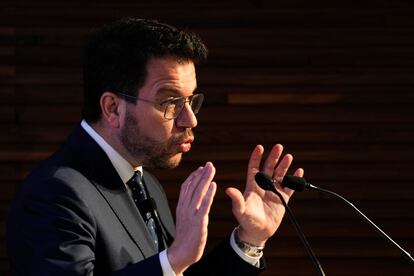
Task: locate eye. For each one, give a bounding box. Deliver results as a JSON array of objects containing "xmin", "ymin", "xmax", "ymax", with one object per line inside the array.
[
  {"xmin": 169, "ymin": 97, "xmax": 184, "ymax": 106},
  {"xmin": 161, "ymin": 97, "xmax": 184, "ymax": 107},
  {"xmin": 159, "ymin": 97, "xmax": 176, "ymax": 107}
]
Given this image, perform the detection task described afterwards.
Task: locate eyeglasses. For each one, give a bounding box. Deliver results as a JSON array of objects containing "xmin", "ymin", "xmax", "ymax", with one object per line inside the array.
[{"xmin": 117, "ymin": 92, "xmax": 204, "ymax": 120}]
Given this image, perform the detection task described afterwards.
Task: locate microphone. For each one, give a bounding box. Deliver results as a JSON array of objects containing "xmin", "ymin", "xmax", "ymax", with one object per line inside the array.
[
  {"xmin": 255, "ymin": 172, "xmax": 326, "ymax": 276},
  {"xmin": 138, "ymin": 197, "xmax": 158, "ymax": 215},
  {"xmin": 282, "ymin": 175, "xmax": 313, "ymax": 191},
  {"xmin": 282, "ymin": 175, "xmax": 414, "ymax": 264}
]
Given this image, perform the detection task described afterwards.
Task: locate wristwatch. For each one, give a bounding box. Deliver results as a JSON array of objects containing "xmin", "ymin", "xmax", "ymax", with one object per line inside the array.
[{"xmin": 234, "ymin": 226, "xmax": 264, "ymax": 258}]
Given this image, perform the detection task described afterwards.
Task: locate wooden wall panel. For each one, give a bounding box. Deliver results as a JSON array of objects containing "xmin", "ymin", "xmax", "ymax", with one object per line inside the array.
[{"xmin": 1, "ymin": 0, "xmax": 414, "ymax": 275}]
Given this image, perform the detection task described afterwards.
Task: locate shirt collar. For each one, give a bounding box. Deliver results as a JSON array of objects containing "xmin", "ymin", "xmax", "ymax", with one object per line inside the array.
[{"xmin": 81, "ymin": 120, "xmax": 142, "ymax": 184}]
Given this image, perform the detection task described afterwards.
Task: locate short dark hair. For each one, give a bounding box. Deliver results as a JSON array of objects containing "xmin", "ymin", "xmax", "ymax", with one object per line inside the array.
[{"xmin": 82, "ymin": 17, "xmax": 208, "ymax": 123}]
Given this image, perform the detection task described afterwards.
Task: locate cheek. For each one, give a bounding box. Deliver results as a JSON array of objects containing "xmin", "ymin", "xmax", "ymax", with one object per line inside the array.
[{"xmin": 139, "ymin": 112, "xmax": 175, "ymax": 140}]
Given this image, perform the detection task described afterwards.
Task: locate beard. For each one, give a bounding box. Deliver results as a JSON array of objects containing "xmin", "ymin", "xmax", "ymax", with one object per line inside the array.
[{"xmin": 120, "ymin": 109, "xmax": 193, "ymax": 169}]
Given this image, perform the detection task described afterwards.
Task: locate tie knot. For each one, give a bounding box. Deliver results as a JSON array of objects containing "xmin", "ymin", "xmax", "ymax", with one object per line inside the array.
[
  {"xmin": 130, "ymin": 170, "xmax": 142, "ymax": 185},
  {"xmin": 127, "ymin": 170, "xmax": 147, "ymax": 201}
]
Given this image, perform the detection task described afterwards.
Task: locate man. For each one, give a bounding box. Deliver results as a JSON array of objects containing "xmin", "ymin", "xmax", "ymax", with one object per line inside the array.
[{"xmin": 6, "ymin": 18, "xmax": 304, "ymax": 275}]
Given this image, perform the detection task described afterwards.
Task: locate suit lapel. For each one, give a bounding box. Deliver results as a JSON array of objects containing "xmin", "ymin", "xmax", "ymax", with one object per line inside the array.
[
  {"xmin": 66, "ymin": 125, "xmax": 159, "ymax": 256},
  {"xmin": 93, "ymin": 180, "xmax": 159, "ymax": 256}
]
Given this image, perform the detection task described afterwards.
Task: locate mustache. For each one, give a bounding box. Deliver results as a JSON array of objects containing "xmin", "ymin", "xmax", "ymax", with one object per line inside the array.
[{"xmin": 171, "ymin": 129, "xmax": 194, "ymax": 144}]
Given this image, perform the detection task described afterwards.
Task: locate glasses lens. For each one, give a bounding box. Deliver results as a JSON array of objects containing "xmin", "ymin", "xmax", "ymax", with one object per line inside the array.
[
  {"xmin": 164, "ymin": 94, "xmax": 204, "ymax": 119},
  {"xmin": 190, "ymin": 94, "xmax": 204, "ymax": 114},
  {"xmin": 164, "ymin": 103, "xmax": 176, "ymax": 119},
  {"xmin": 162, "ymin": 98, "xmax": 181, "ymax": 119}
]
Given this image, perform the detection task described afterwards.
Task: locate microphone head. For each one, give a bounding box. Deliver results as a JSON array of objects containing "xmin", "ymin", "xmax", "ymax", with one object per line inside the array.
[
  {"xmin": 255, "ymin": 172, "xmax": 277, "ymax": 193},
  {"xmin": 282, "ymin": 175, "xmax": 307, "ymax": 192}
]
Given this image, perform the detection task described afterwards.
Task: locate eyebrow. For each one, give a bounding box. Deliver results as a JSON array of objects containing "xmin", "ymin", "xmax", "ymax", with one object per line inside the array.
[
  {"xmin": 156, "ymin": 87, "xmax": 182, "ymax": 97},
  {"xmin": 156, "ymin": 86, "xmax": 198, "ymax": 98}
]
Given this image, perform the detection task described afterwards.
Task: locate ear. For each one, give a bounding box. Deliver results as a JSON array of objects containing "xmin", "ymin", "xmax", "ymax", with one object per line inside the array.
[{"xmin": 100, "ymin": 92, "xmax": 123, "ymax": 128}]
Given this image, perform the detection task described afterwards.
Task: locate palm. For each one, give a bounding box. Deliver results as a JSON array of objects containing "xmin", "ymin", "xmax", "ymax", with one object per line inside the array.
[{"xmin": 226, "ymin": 144, "xmax": 303, "ymax": 246}]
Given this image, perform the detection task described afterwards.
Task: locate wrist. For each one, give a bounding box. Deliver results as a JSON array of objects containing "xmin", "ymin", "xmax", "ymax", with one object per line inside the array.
[
  {"xmin": 166, "ymin": 246, "xmax": 190, "ymax": 275},
  {"xmin": 234, "ymin": 226, "xmax": 265, "ymax": 258},
  {"xmin": 236, "ymin": 225, "xmax": 267, "ymax": 247}
]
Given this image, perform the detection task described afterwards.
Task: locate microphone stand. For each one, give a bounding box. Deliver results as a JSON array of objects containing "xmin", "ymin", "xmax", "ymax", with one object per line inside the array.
[
  {"xmin": 274, "ymin": 189, "xmax": 326, "ymax": 276},
  {"xmin": 307, "ymin": 184, "xmax": 414, "ymax": 264},
  {"xmin": 255, "ymin": 173, "xmax": 326, "ymax": 276}
]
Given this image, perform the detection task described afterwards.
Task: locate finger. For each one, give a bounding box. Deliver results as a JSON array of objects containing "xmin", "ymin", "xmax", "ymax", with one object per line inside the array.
[
  {"xmin": 179, "ymin": 166, "xmax": 203, "ymax": 198},
  {"xmin": 191, "ymin": 162, "xmax": 216, "ymax": 210},
  {"xmin": 178, "ymin": 166, "xmax": 204, "ymax": 210},
  {"xmin": 186, "ymin": 164, "xmax": 210, "ymax": 204},
  {"xmin": 246, "ymin": 145, "xmax": 264, "ymax": 191},
  {"xmin": 294, "ymin": 168, "xmax": 304, "ymax": 177},
  {"xmin": 225, "ymin": 187, "xmax": 245, "ymax": 219},
  {"xmin": 198, "ymin": 181, "xmax": 217, "ymax": 216},
  {"xmin": 262, "ymin": 144, "xmax": 283, "ymax": 176},
  {"xmin": 273, "ymin": 154, "xmax": 293, "ymax": 184}
]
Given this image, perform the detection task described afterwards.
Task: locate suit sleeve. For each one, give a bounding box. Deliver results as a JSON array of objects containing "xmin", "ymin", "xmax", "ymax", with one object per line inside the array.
[
  {"xmin": 7, "ymin": 176, "xmax": 163, "ymax": 276},
  {"xmin": 184, "ymin": 237, "xmax": 265, "ymax": 276}
]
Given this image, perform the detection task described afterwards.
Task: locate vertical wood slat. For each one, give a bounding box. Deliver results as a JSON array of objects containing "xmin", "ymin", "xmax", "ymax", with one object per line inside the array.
[{"xmin": 2, "ymin": 1, "xmax": 414, "ymax": 275}]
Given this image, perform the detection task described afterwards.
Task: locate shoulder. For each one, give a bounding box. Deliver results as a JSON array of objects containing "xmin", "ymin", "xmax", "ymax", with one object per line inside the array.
[
  {"xmin": 11, "ymin": 164, "xmax": 100, "ymax": 220},
  {"xmin": 22, "ymin": 165, "xmax": 94, "ymax": 196}
]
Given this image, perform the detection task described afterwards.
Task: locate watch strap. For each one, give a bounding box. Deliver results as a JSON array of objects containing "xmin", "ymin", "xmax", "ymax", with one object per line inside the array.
[{"xmin": 234, "ymin": 226, "xmax": 265, "ymax": 258}]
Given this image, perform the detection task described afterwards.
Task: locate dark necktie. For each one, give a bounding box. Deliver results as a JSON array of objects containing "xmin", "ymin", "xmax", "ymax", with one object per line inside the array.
[{"xmin": 126, "ymin": 171, "xmax": 164, "ymax": 250}]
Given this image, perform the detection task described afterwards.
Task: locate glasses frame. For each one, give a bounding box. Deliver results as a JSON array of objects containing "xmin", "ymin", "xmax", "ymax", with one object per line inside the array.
[{"xmin": 117, "ymin": 92, "xmax": 204, "ymax": 120}]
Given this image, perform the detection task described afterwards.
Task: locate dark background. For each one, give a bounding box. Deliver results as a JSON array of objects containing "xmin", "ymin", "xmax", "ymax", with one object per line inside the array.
[{"xmin": 1, "ymin": 0, "xmax": 414, "ymax": 275}]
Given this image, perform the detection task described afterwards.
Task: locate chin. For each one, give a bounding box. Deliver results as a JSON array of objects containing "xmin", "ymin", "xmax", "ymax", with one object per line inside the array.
[
  {"xmin": 154, "ymin": 153, "xmax": 183, "ymax": 170},
  {"xmin": 167, "ymin": 153, "xmax": 183, "ymax": 168}
]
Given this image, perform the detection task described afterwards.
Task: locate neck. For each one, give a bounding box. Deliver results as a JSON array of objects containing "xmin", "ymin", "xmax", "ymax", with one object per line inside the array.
[{"xmin": 90, "ymin": 121, "xmax": 143, "ymax": 168}]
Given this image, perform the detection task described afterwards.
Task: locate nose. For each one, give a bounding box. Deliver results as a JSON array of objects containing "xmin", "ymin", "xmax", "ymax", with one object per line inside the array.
[{"xmin": 175, "ymin": 102, "xmax": 198, "ymax": 129}]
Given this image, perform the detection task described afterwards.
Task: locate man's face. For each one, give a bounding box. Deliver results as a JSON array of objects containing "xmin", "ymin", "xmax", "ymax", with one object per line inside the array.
[{"xmin": 119, "ymin": 57, "xmax": 198, "ymax": 169}]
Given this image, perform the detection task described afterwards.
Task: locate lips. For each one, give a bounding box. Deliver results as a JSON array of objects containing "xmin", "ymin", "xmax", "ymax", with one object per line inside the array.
[
  {"xmin": 178, "ymin": 136, "xmax": 194, "ymax": 153},
  {"xmin": 183, "ymin": 136, "xmax": 194, "ymax": 144}
]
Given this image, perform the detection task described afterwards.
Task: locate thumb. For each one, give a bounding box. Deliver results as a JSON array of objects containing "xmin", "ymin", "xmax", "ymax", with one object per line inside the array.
[{"xmin": 225, "ymin": 187, "xmax": 245, "ymax": 219}]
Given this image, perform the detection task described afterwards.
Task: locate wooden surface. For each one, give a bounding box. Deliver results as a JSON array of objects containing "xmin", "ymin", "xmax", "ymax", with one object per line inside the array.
[{"xmin": 1, "ymin": 0, "xmax": 414, "ymax": 275}]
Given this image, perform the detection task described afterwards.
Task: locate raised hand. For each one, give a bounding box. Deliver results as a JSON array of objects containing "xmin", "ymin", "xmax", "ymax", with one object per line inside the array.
[
  {"xmin": 226, "ymin": 144, "xmax": 304, "ymax": 246},
  {"xmin": 167, "ymin": 162, "xmax": 217, "ymax": 274}
]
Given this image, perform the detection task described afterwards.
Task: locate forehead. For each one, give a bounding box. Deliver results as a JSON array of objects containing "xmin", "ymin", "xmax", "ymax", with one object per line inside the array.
[{"xmin": 140, "ymin": 57, "xmax": 197, "ymax": 98}]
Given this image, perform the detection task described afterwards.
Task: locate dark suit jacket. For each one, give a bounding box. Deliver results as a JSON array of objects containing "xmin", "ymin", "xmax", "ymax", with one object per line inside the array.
[{"xmin": 6, "ymin": 125, "xmax": 263, "ymax": 275}]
